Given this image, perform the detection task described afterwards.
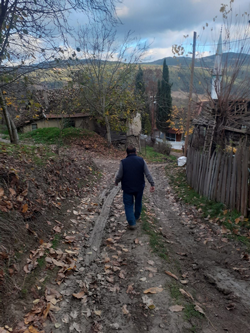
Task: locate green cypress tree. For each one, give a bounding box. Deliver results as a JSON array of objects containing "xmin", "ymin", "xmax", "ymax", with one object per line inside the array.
[{"xmin": 156, "ymin": 59, "xmax": 172, "ymax": 139}]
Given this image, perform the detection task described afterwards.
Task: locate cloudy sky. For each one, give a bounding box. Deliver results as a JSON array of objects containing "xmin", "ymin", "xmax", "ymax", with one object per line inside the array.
[{"xmin": 111, "ymin": 0, "xmax": 250, "ymax": 61}]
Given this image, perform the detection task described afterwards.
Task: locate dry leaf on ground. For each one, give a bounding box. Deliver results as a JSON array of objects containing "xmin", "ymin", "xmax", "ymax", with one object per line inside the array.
[
  {"xmin": 194, "ymin": 304, "xmax": 205, "ymax": 315},
  {"xmin": 94, "ymin": 310, "xmax": 102, "ymax": 316},
  {"xmin": 73, "ymin": 291, "xmax": 85, "ymax": 299},
  {"xmin": 143, "ymin": 287, "xmax": 163, "ymax": 294},
  {"xmin": 165, "ymin": 271, "xmax": 179, "ymax": 280},
  {"xmin": 122, "ymin": 305, "xmax": 129, "ymax": 315},
  {"xmin": 169, "ymin": 305, "xmax": 184, "ymax": 312},
  {"xmin": 127, "ymin": 284, "xmax": 134, "ymax": 293},
  {"xmin": 179, "ymin": 289, "xmax": 194, "ymax": 301}
]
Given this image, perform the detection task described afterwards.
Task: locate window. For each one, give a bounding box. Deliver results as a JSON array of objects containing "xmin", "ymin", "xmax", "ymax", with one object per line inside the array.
[
  {"xmin": 32, "ymin": 123, "xmax": 37, "ymax": 131},
  {"xmin": 166, "ymin": 132, "xmax": 176, "ymax": 141},
  {"xmin": 63, "ymin": 119, "xmax": 75, "ymax": 128}
]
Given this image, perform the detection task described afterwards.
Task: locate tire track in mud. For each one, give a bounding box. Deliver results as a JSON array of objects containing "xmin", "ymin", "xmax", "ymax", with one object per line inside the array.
[{"xmin": 52, "ymin": 185, "xmax": 120, "ymax": 333}]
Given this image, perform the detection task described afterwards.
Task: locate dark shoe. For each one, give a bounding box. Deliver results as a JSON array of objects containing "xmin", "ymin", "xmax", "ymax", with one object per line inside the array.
[{"xmin": 127, "ymin": 224, "xmax": 137, "ymax": 230}]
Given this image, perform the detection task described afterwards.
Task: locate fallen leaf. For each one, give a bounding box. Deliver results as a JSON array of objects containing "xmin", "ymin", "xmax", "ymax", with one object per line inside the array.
[
  {"xmin": 122, "ymin": 304, "xmax": 129, "ymax": 315},
  {"xmin": 144, "ymin": 287, "xmax": 163, "ymax": 294},
  {"xmin": 194, "ymin": 304, "xmax": 205, "ymax": 315},
  {"xmin": 53, "ymin": 226, "xmax": 61, "ymax": 233},
  {"xmin": 147, "ymin": 260, "xmax": 154, "ymax": 266},
  {"xmin": 28, "ymin": 326, "xmax": 40, "ymax": 333},
  {"xmin": 140, "ymin": 277, "xmax": 147, "ymax": 282},
  {"xmin": 9, "ymin": 188, "xmax": 16, "ymax": 196},
  {"xmin": 94, "ymin": 310, "xmax": 102, "ymax": 316},
  {"xmin": 142, "ymin": 295, "xmax": 155, "ymax": 308},
  {"xmin": 126, "ymin": 284, "xmax": 134, "ymax": 293},
  {"xmin": 165, "ymin": 271, "xmax": 178, "ymax": 280},
  {"xmin": 0, "ymin": 188, "xmax": 4, "ymax": 197},
  {"xmin": 22, "ymin": 204, "xmax": 28, "ymax": 213},
  {"xmin": 145, "ymin": 266, "xmax": 157, "ymax": 273},
  {"xmin": 180, "ymin": 279, "xmax": 188, "ymax": 285},
  {"xmin": 32, "ymin": 299, "xmax": 40, "ymax": 304},
  {"xmin": 235, "ymin": 218, "xmax": 240, "ymax": 225},
  {"xmin": 169, "ymin": 305, "xmax": 184, "ymax": 312},
  {"xmin": 179, "ymin": 289, "xmax": 194, "ymax": 301},
  {"xmin": 73, "ymin": 291, "xmax": 85, "ymax": 299},
  {"xmin": 119, "ymin": 271, "xmax": 126, "ymax": 279},
  {"xmin": 55, "ymin": 323, "xmax": 61, "ymax": 328},
  {"xmin": 43, "ymin": 303, "xmax": 51, "ymax": 319},
  {"xmin": 134, "ymin": 238, "xmax": 139, "ymax": 244}
]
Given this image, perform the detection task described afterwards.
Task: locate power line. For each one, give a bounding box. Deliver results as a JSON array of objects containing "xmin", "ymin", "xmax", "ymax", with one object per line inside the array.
[{"xmin": 192, "ymin": 36, "xmax": 250, "ymax": 48}]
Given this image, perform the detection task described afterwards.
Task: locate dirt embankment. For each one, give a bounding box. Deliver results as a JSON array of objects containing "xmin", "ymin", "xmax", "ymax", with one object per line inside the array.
[{"xmin": 0, "ymin": 143, "xmax": 101, "ymax": 325}]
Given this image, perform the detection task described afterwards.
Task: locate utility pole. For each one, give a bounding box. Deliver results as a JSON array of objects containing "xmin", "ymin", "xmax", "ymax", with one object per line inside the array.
[{"xmin": 184, "ymin": 31, "xmax": 197, "ymax": 157}]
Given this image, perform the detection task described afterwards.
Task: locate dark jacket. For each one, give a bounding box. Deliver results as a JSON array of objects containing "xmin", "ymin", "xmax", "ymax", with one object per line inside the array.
[{"xmin": 115, "ymin": 154, "xmax": 154, "ymax": 194}]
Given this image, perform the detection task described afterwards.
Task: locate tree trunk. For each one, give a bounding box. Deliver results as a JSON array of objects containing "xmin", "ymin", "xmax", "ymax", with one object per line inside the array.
[
  {"xmin": 105, "ymin": 115, "xmax": 112, "ymax": 146},
  {"xmin": 0, "ymin": 89, "xmax": 19, "ymax": 144},
  {"xmin": 163, "ymin": 132, "xmax": 166, "ymax": 143}
]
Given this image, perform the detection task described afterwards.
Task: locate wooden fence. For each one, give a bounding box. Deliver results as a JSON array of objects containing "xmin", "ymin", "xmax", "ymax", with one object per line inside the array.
[{"xmin": 186, "ymin": 146, "xmax": 249, "ymax": 216}]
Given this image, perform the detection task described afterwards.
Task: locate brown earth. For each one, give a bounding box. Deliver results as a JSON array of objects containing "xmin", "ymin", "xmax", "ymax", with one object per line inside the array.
[{"xmin": 1, "ymin": 153, "xmax": 250, "ymax": 333}]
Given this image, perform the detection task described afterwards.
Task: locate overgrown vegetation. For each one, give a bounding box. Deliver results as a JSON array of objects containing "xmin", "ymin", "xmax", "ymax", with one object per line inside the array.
[
  {"xmin": 20, "ymin": 127, "xmax": 95, "ymax": 145},
  {"xmin": 167, "ymin": 161, "xmax": 250, "ymax": 248},
  {"xmin": 0, "ymin": 141, "xmax": 56, "ymax": 166},
  {"xmin": 140, "ymin": 145, "xmax": 176, "ymax": 163},
  {"xmin": 141, "ymin": 204, "xmax": 169, "ymax": 261}
]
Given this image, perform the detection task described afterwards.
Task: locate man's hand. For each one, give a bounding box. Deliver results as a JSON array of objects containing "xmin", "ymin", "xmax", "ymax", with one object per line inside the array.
[{"xmin": 150, "ymin": 186, "xmax": 155, "ymax": 193}]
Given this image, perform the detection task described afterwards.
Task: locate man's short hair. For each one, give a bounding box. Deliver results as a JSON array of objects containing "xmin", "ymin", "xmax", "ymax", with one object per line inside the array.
[{"xmin": 126, "ymin": 146, "xmax": 136, "ymax": 154}]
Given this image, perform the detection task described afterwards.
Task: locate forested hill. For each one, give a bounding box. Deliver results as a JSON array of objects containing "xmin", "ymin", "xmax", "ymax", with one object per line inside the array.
[{"xmin": 143, "ymin": 52, "xmax": 250, "ymax": 69}]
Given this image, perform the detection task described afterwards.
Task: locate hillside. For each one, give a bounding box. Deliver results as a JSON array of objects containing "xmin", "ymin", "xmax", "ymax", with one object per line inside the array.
[
  {"xmin": 143, "ymin": 52, "xmax": 250, "ymax": 69},
  {"xmin": 24, "ymin": 51, "xmax": 250, "ymax": 94}
]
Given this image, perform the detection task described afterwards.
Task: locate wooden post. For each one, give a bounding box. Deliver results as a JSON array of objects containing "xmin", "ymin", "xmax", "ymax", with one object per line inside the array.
[{"xmin": 184, "ymin": 31, "xmax": 197, "ymax": 157}]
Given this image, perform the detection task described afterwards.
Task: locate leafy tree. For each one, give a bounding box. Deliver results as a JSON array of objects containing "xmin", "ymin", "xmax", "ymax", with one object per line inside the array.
[
  {"xmin": 135, "ymin": 66, "xmax": 151, "ymax": 134},
  {"xmin": 156, "ymin": 59, "xmax": 172, "ymax": 140}
]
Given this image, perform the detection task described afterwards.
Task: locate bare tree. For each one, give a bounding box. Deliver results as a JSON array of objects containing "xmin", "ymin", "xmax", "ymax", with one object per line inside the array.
[
  {"xmin": 71, "ymin": 22, "xmax": 148, "ymax": 145},
  {"xmin": 173, "ymin": 1, "xmax": 250, "ymax": 151},
  {"xmin": 0, "ymin": 0, "xmax": 120, "ymax": 143}
]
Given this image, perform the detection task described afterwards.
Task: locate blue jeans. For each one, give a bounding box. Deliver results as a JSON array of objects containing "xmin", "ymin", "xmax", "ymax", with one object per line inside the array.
[{"xmin": 123, "ymin": 189, "xmax": 144, "ymax": 226}]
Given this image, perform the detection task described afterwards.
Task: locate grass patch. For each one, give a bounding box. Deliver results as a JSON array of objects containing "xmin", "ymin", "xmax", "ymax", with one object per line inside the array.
[
  {"xmin": 0, "ymin": 142, "xmax": 56, "ymax": 166},
  {"xmin": 184, "ymin": 304, "xmax": 204, "ymax": 321},
  {"xmin": 51, "ymin": 234, "xmax": 61, "ymax": 249},
  {"xmin": 141, "ymin": 204, "xmax": 169, "ymax": 261},
  {"xmin": 37, "ymin": 256, "xmax": 46, "ymax": 268},
  {"xmin": 169, "ymin": 282, "xmax": 182, "ymax": 302},
  {"xmin": 20, "ymin": 127, "xmax": 95, "ymax": 145},
  {"xmin": 167, "ymin": 162, "xmax": 250, "ymax": 249},
  {"xmin": 140, "ymin": 145, "xmax": 177, "ymax": 163}
]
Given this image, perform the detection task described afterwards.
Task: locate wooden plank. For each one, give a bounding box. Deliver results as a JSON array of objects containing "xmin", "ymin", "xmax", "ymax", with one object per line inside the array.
[
  {"xmin": 236, "ymin": 146, "xmax": 242, "ymax": 212},
  {"xmin": 202, "ymin": 153, "xmax": 209, "ymax": 197},
  {"xmin": 221, "ymin": 154, "xmax": 228, "ymax": 205},
  {"xmin": 230, "ymin": 152, "xmax": 237, "ymax": 211},
  {"xmin": 205, "ymin": 153, "xmax": 215, "ymax": 198},
  {"xmin": 194, "ymin": 151, "xmax": 201, "ymax": 192},
  {"xmin": 241, "ymin": 146, "xmax": 249, "ymax": 216},
  {"xmin": 223, "ymin": 126, "xmax": 247, "ymax": 134},
  {"xmin": 217, "ymin": 154, "xmax": 225, "ymax": 203},
  {"xmin": 226, "ymin": 151, "xmax": 233, "ymax": 207},
  {"xmin": 208, "ymin": 153, "xmax": 217, "ymax": 200},
  {"xmin": 197, "ymin": 152, "xmax": 204, "ymax": 194},
  {"xmin": 211, "ymin": 152, "xmax": 221, "ymax": 201}
]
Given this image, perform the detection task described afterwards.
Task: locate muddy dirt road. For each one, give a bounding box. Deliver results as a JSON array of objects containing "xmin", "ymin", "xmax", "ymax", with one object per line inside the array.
[{"xmin": 45, "ymin": 159, "xmax": 250, "ymax": 333}]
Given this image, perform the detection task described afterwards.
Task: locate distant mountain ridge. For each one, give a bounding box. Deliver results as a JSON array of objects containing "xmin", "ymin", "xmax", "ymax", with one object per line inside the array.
[{"xmin": 143, "ymin": 52, "xmax": 250, "ymax": 69}]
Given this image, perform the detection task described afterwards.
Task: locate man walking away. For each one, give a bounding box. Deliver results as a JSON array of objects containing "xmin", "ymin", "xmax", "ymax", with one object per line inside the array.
[{"xmin": 115, "ymin": 146, "xmax": 155, "ymax": 230}]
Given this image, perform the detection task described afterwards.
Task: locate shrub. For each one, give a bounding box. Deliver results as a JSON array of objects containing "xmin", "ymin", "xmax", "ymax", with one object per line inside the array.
[{"xmin": 154, "ymin": 141, "xmax": 171, "ymax": 156}]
